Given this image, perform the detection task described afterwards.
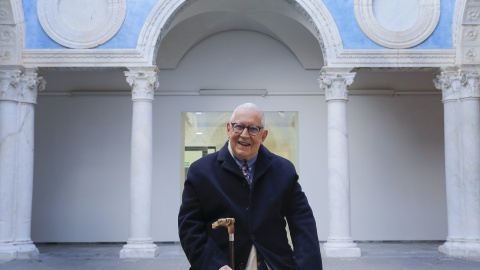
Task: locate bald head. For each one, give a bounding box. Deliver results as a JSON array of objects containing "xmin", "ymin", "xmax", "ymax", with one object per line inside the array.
[{"xmin": 230, "ymin": 103, "xmax": 266, "ymax": 128}]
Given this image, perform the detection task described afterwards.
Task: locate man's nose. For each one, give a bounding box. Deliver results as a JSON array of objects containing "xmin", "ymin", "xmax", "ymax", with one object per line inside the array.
[{"xmin": 240, "ymin": 127, "xmax": 250, "ymax": 136}]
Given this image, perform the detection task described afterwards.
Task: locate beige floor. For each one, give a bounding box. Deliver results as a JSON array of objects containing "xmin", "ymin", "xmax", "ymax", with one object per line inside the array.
[{"xmin": 1, "ymin": 242, "xmax": 480, "ymax": 270}]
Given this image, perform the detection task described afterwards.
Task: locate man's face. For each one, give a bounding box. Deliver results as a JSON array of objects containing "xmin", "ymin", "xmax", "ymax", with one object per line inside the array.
[{"xmin": 227, "ymin": 107, "xmax": 268, "ymax": 161}]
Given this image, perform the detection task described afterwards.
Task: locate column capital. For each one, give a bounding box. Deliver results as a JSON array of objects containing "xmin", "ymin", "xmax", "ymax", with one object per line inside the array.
[
  {"xmin": 318, "ymin": 67, "xmax": 355, "ymax": 101},
  {"xmin": 434, "ymin": 66, "xmax": 480, "ymax": 102},
  {"xmin": 18, "ymin": 68, "xmax": 46, "ymax": 104},
  {"xmin": 0, "ymin": 67, "xmax": 45, "ymax": 104},
  {"xmin": 125, "ymin": 66, "xmax": 159, "ymax": 101},
  {"xmin": 460, "ymin": 69, "xmax": 480, "ymax": 100},
  {"xmin": 0, "ymin": 67, "xmax": 22, "ymax": 102}
]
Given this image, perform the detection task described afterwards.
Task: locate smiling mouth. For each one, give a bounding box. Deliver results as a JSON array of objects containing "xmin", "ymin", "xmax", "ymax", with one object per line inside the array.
[{"xmin": 238, "ymin": 141, "xmax": 251, "ymax": 146}]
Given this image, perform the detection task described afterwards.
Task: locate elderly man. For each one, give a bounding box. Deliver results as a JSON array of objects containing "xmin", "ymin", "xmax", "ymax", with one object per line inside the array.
[{"xmin": 178, "ymin": 103, "xmax": 322, "ymax": 270}]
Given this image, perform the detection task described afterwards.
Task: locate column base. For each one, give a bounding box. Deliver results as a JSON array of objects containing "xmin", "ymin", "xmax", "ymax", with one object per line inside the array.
[
  {"xmin": 119, "ymin": 240, "xmax": 159, "ymax": 259},
  {"xmin": 439, "ymin": 240, "xmax": 480, "ymax": 258},
  {"xmin": 0, "ymin": 244, "xmax": 17, "ymax": 261},
  {"xmin": 0, "ymin": 242, "xmax": 39, "ymax": 261},
  {"xmin": 14, "ymin": 242, "xmax": 40, "ymax": 259},
  {"xmin": 321, "ymin": 240, "xmax": 361, "ymax": 257}
]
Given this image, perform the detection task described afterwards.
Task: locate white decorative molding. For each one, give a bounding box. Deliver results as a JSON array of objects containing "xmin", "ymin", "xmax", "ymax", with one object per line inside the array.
[
  {"xmin": 21, "ymin": 0, "xmax": 456, "ymax": 69},
  {"xmin": 37, "ymin": 0, "xmax": 127, "ymax": 49},
  {"xmin": 37, "ymin": 89, "xmax": 440, "ymax": 97},
  {"xmin": 290, "ymin": 0, "xmax": 454, "ymax": 67},
  {"xmin": 22, "ymin": 49, "xmax": 148, "ymax": 68},
  {"xmin": 286, "ymin": 0, "xmax": 342, "ymax": 66},
  {"xmin": 464, "ymin": 5, "xmax": 480, "ymax": 24},
  {"xmin": 459, "ymin": 1, "xmax": 480, "ymax": 65},
  {"xmin": 334, "ymin": 49, "xmax": 455, "ymax": 68},
  {"xmin": 0, "ymin": 25, "xmax": 15, "ymax": 64},
  {"xmin": 137, "ymin": 0, "xmax": 194, "ymax": 66},
  {"xmin": 0, "ymin": 1, "xmax": 13, "ymax": 24},
  {"xmin": 463, "ymin": 26, "xmax": 480, "ymax": 43},
  {"xmin": 354, "ymin": 0, "xmax": 441, "ymax": 49},
  {"xmin": 0, "ymin": 0, "xmax": 21, "ymax": 65}
]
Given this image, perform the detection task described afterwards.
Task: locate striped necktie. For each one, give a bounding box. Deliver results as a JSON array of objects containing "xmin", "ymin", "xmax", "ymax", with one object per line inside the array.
[{"xmin": 241, "ymin": 161, "xmax": 252, "ymax": 186}]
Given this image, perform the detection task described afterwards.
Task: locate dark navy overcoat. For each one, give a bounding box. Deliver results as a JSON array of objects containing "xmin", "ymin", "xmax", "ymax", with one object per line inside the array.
[{"xmin": 178, "ymin": 142, "xmax": 322, "ymax": 270}]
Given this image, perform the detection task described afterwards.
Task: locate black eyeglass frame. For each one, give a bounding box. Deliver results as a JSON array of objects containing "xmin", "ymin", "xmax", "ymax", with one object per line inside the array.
[{"xmin": 230, "ymin": 122, "xmax": 264, "ymax": 136}]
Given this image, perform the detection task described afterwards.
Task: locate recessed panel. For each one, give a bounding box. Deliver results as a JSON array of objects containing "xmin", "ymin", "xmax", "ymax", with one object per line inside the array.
[{"xmin": 373, "ymin": 0, "xmax": 419, "ymax": 32}]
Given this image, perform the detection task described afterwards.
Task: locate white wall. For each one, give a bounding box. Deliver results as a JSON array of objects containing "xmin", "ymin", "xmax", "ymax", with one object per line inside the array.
[{"xmin": 31, "ymin": 30, "xmax": 447, "ymax": 242}]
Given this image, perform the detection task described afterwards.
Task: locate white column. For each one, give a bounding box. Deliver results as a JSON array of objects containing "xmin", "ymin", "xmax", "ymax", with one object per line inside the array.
[
  {"xmin": 0, "ymin": 68, "xmax": 22, "ymax": 261},
  {"xmin": 435, "ymin": 67, "xmax": 480, "ymax": 258},
  {"xmin": 0, "ymin": 67, "xmax": 43, "ymax": 261},
  {"xmin": 319, "ymin": 68, "xmax": 361, "ymax": 257},
  {"xmin": 459, "ymin": 71, "xmax": 480, "ymax": 257},
  {"xmin": 434, "ymin": 68, "xmax": 465, "ymax": 257},
  {"xmin": 13, "ymin": 69, "xmax": 45, "ymax": 259},
  {"xmin": 120, "ymin": 67, "xmax": 160, "ymax": 259}
]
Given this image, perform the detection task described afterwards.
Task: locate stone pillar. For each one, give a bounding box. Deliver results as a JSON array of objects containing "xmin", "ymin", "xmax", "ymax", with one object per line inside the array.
[
  {"xmin": 459, "ymin": 70, "xmax": 480, "ymax": 257},
  {"xmin": 434, "ymin": 67, "xmax": 465, "ymax": 257},
  {"xmin": 435, "ymin": 67, "xmax": 480, "ymax": 258},
  {"xmin": 14, "ymin": 69, "xmax": 45, "ymax": 258},
  {"xmin": 0, "ymin": 67, "xmax": 44, "ymax": 261},
  {"xmin": 0, "ymin": 67, "xmax": 22, "ymax": 261},
  {"xmin": 319, "ymin": 68, "xmax": 361, "ymax": 257},
  {"xmin": 120, "ymin": 67, "xmax": 160, "ymax": 259}
]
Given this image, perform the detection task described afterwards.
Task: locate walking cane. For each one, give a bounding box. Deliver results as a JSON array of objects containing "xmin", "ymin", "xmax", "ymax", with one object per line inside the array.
[{"xmin": 212, "ymin": 218, "xmax": 235, "ymax": 269}]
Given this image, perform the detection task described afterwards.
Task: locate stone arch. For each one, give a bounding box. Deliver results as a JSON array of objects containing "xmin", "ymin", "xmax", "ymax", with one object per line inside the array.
[
  {"xmin": 455, "ymin": 0, "xmax": 480, "ymax": 65},
  {"xmin": 136, "ymin": 0, "xmax": 343, "ymax": 66}
]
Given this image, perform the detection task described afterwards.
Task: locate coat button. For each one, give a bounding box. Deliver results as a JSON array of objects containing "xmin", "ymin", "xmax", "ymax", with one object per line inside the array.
[{"xmin": 245, "ymin": 207, "xmax": 249, "ymax": 212}]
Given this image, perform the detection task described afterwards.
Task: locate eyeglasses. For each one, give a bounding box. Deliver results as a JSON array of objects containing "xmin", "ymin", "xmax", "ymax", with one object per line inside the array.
[{"xmin": 230, "ymin": 122, "xmax": 264, "ymax": 136}]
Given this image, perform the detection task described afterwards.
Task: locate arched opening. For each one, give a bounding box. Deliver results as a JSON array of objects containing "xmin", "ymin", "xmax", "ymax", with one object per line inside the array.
[{"xmin": 138, "ymin": 0, "xmax": 342, "ymax": 67}]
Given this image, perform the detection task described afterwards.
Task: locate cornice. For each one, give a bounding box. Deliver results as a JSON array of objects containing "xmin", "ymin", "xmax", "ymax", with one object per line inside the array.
[
  {"xmin": 331, "ymin": 49, "xmax": 456, "ymax": 68},
  {"xmin": 22, "ymin": 49, "xmax": 148, "ymax": 68},
  {"xmin": 20, "ymin": 48, "xmax": 457, "ymax": 69}
]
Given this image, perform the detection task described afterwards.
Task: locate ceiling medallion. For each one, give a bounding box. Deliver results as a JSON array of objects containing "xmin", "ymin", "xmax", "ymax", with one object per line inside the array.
[
  {"xmin": 354, "ymin": 0, "xmax": 440, "ymax": 49},
  {"xmin": 37, "ymin": 0, "xmax": 127, "ymax": 49}
]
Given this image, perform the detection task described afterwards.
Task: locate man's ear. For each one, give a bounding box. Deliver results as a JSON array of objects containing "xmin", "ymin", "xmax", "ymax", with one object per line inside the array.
[
  {"xmin": 227, "ymin": 122, "xmax": 231, "ymax": 139},
  {"xmin": 261, "ymin": 130, "xmax": 268, "ymax": 143}
]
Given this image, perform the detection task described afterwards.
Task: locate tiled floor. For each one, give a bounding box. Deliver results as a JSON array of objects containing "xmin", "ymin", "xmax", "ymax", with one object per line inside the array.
[{"xmin": 1, "ymin": 242, "xmax": 480, "ymax": 269}]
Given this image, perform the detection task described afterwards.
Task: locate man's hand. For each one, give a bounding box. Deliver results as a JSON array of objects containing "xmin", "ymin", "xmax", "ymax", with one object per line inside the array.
[{"xmin": 219, "ymin": 265, "xmax": 232, "ymax": 270}]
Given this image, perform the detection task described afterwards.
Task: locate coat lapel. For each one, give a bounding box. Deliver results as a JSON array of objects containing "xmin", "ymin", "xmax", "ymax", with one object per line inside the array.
[
  {"xmin": 252, "ymin": 145, "xmax": 273, "ymax": 182},
  {"xmin": 218, "ymin": 142, "xmax": 244, "ymax": 179}
]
